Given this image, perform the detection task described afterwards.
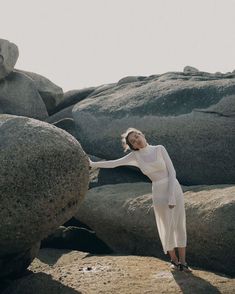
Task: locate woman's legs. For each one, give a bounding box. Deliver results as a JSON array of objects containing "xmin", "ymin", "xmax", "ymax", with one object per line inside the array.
[
  {"xmin": 168, "ymin": 247, "xmax": 187, "ymax": 264},
  {"xmin": 168, "ymin": 249, "xmax": 179, "ymax": 264},
  {"xmin": 178, "ymin": 247, "xmax": 186, "ymax": 264},
  {"xmin": 178, "ymin": 247, "xmax": 192, "ymax": 272}
]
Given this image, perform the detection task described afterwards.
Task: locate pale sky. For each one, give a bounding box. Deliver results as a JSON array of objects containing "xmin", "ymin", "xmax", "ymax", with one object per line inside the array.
[{"xmin": 1, "ymin": 0, "xmax": 235, "ymax": 91}]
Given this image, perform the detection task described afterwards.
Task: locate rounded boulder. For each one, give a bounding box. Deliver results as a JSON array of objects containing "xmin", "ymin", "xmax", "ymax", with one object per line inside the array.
[{"xmin": 0, "ymin": 114, "xmax": 89, "ymax": 256}]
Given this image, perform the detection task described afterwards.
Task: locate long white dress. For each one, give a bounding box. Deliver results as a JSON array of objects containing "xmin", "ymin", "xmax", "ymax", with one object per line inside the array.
[{"xmin": 90, "ymin": 144, "xmax": 187, "ymax": 254}]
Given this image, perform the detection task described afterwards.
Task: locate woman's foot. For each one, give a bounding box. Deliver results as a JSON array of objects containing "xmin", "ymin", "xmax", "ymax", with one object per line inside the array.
[
  {"xmin": 170, "ymin": 260, "xmax": 180, "ymax": 270},
  {"xmin": 178, "ymin": 262, "xmax": 192, "ymax": 272}
]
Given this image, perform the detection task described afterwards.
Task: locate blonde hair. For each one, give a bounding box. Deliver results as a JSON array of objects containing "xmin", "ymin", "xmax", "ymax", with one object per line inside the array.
[{"xmin": 121, "ymin": 127, "xmax": 144, "ymax": 152}]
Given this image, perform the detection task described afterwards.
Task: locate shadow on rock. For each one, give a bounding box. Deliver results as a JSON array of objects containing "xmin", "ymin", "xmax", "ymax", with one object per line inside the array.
[
  {"xmin": 1, "ymin": 272, "xmax": 81, "ymax": 294},
  {"xmin": 36, "ymin": 248, "xmax": 71, "ymax": 266},
  {"xmin": 41, "ymin": 226, "xmax": 113, "ymax": 256},
  {"xmin": 172, "ymin": 271, "xmax": 222, "ymax": 294}
]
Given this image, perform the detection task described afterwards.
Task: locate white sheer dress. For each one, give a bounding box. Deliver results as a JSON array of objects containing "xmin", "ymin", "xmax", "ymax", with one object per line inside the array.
[{"xmin": 90, "ymin": 144, "xmax": 187, "ymax": 254}]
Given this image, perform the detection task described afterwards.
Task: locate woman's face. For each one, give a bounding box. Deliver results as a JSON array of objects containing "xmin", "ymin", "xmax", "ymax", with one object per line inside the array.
[{"xmin": 127, "ymin": 132, "xmax": 147, "ymax": 150}]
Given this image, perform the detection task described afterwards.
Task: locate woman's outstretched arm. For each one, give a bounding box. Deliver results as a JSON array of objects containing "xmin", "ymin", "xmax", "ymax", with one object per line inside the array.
[
  {"xmin": 159, "ymin": 145, "xmax": 177, "ymax": 206},
  {"xmin": 89, "ymin": 152, "xmax": 139, "ymax": 169}
]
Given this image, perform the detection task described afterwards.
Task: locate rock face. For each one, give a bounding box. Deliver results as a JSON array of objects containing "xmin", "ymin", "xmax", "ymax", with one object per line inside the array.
[
  {"xmin": 16, "ymin": 69, "xmax": 64, "ymax": 115},
  {"xmin": 0, "ymin": 39, "xmax": 19, "ymax": 79},
  {"xmin": 75, "ymin": 182, "xmax": 235, "ymax": 276},
  {"xmin": 0, "ymin": 114, "xmax": 89, "ymax": 277},
  {"xmin": 0, "ymin": 71, "xmax": 48, "ymax": 120},
  {"xmin": 72, "ymin": 71, "xmax": 235, "ymax": 185},
  {"xmin": 1, "ymin": 248, "xmax": 234, "ymax": 294}
]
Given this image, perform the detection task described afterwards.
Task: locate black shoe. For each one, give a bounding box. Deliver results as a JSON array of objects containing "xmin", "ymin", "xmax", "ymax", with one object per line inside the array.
[{"xmin": 178, "ymin": 262, "xmax": 192, "ymax": 272}]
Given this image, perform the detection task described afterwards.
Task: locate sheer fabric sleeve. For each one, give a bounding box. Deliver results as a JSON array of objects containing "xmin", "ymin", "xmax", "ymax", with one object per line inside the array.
[
  {"xmin": 89, "ymin": 152, "xmax": 139, "ymax": 168},
  {"xmin": 159, "ymin": 145, "xmax": 177, "ymax": 206}
]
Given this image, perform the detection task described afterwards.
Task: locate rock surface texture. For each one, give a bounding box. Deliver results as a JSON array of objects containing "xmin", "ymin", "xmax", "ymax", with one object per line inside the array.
[
  {"xmin": 0, "ymin": 114, "xmax": 89, "ymax": 278},
  {"xmin": 1, "ymin": 249, "xmax": 234, "ymax": 294}
]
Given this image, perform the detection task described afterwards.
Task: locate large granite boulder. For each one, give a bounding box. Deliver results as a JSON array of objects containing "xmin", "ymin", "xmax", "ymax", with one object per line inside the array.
[
  {"xmin": 0, "ymin": 71, "xmax": 48, "ymax": 120},
  {"xmin": 0, "ymin": 39, "xmax": 19, "ymax": 80},
  {"xmin": 0, "ymin": 114, "xmax": 89, "ymax": 277},
  {"xmin": 72, "ymin": 71, "xmax": 235, "ymax": 185},
  {"xmin": 75, "ymin": 182, "xmax": 235, "ymax": 276},
  {"xmin": 16, "ymin": 70, "xmax": 64, "ymax": 115}
]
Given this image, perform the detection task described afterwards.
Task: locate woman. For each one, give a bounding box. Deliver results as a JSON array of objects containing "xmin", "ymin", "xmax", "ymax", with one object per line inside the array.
[{"xmin": 89, "ymin": 127, "xmax": 192, "ymax": 272}]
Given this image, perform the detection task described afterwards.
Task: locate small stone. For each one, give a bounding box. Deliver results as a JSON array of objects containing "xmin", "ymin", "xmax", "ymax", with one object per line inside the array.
[{"xmin": 183, "ymin": 66, "xmax": 199, "ymax": 74}]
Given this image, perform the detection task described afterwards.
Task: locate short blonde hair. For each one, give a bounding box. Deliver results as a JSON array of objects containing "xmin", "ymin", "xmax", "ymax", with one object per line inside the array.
[{"xmin": 121, "ymin": 127, "xmax": 144, "ymax": 152}]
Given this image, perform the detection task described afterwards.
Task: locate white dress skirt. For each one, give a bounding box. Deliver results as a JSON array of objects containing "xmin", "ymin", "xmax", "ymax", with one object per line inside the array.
[{"xmin": 152, "ymin": 177, "xmax": 187, "ymax": 254}]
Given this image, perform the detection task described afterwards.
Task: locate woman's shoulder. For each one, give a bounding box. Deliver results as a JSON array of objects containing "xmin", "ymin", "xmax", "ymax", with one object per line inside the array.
[
  {"xmin": 152, "ymin": 144, "xmax": 164, "ymax": 149},
  {"xmin": 147, "ymin": 144, "xmax": 165, "ymax": 153},
  {"xmin": 156, "ymin": 144, "xmax": 166, "ymax": 149},
  {"xmin": 155, "ymin": 145, "xmax": 167, "ymax": 153}
]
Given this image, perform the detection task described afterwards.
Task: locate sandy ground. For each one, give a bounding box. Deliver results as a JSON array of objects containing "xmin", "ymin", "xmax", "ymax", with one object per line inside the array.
[{"xmin": 1, "ymin": 248, "xmax": 234, "ymax": 294}]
